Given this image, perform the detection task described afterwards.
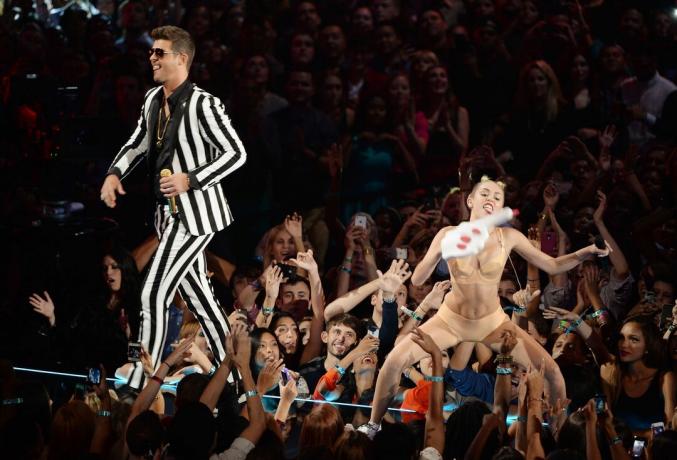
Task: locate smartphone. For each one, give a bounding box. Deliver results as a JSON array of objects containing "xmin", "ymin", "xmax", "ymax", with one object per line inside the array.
[
  {"xmin": 277, "ymin": 263, "xmax": 296, "ymax": 279},
  {"xmin": 594, "ymin": 395, "xmax": 606, "ymax": 414},
  {"xmin": 127, "ymin": 342, "xmax": 142, "ymax": 362},
  {"xmin": 86, "ymin": 367, "xmax": 101, "ymax": 386},
  {"xmin": 395, "ymin": 247, "xmax": 408, "ymax": 260},
  {"xmin": 354, "ymin": 215, "xmax": 367, "ymax": 229},
  {"xmin": 631, "ymin": 437, "xmax": 646, "ymax": 458},
  {"xmin": 281, "ymin": 367, "xmax": 290, "ymax": 385},
  {"xmin": 367, "ymin": 324, "xmax": 379, "ymax": 337},
  {"xmin": 541, "ymin": 230, "xmax": 558, "ymax": 255},
  {"xmin": 651, "ymin": 421, "xmax": 665, "ymax": 437}
]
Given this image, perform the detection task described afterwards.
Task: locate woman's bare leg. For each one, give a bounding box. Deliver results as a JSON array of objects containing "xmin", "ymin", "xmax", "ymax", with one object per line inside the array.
[
  {"xmin": 368, "ymin": 314, "xmax": 461, "ymax": 425},
  {"xmin": 480, "ymin": 321, "xmax": 565, "ymax": 404}
]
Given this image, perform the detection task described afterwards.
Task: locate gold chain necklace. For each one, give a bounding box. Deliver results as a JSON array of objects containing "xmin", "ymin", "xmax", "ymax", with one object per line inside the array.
[{"xmin": 156, "ymin": 99, "xmax": 171, "ymax": 149}]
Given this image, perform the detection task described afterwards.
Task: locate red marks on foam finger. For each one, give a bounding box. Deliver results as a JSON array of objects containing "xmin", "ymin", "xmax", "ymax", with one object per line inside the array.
[
  {"xmin": 460, "ymin": 235, "xmax": 471, "ymax": 243},
  {"xmin": 471, "ymin": 228, "xmax": 481, "ymax": 235},
  {"xmin": 457, "ymin": 243, "xmax": 467, "ymax": 250}
]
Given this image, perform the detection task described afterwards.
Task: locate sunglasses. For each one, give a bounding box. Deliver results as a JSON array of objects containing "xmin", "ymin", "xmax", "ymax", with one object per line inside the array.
[{"xmin": 149, "ymin": 48, "xmax": 181, "ymax": 58}]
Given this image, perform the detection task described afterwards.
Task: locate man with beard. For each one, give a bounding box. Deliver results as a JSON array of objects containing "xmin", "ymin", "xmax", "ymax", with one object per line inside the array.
[{"xmin": 299, "ymin": 314, "xmax": 364, "ymax": 395}]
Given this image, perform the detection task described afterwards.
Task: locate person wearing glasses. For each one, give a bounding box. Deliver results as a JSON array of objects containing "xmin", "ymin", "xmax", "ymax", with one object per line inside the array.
[{"xmin": 100, "ymin": 25, "xmax": 246, "ymax": 390}]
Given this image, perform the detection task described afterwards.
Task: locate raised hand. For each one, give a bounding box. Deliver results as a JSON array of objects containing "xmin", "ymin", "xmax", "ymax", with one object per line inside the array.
[
  {"xmin": 91, "ymin": 364, "xmax": 109, "ymax": 400},
  {"xmin": 543, "ymin": 306, "xmax": 581, "ymax": 323},
  {"xmin": 527, "ymin": 226, "xmax": 541, "ymax": 250},
  {"xmin": 579, "ymin": 399, "xmax": 598, "ymax": 425},
  {"xmin": 226, "ymin": 322, "xmax": 251, "ymax": 369},
  {"xmin": 499, "ymin": 329, "xmax": 518, "ymax": 355},
  {"xmin": 354, "ymin": 335, "xmax": 380, "ymax": 356},
  {"xmin": 265, "ymin": 265, "xmax": 286, "ymax": 302},
  {"xmin": 593, "ymin": 190, "xmax": 607, "ymax": 224},
  {"xmin": 411, "ymin": 327, "xmax": 440, "ymax": 356},
  {"xmin": 257, "ymin": 358, "xmax": 284, "ymax": 393},
  {"xmin": 284, "ymin": 212, "xmax": 303, "ymax": 240},
  {"xmin": 376, "ymin": 259, "xmax": 412, "ymax": 294},
  {"xmin": 279, "ymin": 375, "xmax": 299, "ymax": 402},
  {"xmin": 543, "ymin": 182, "xmax": 560, "ymax": 209},
  {"xmin": 403, "ymin": 207, "xmax": 429, "ymax": 232},
  {"xmin": 513, "ymin": 285, "xmax": 541, "ymax": 308},
  {"xmin": 421, "ymin": 280, "xmax": 451, "ymax": 310},
  {"xmin": 547, "ymin": 209, "xmax": 568, "ymax": 244},
  {"xmin": 288, "ymin": 249, "xmax": 318, "ymax": 274},
  {"xmin": 344, "ymin": 225, "xmax": 361, "ymax": 252},
  {"xmin": 29, "ymin": 291, "xmax": 55, "ymax": 326},
  {"xmin": 100, "ymin": 174, "xmax": 126, "ymax": 208},
  {"xmin": 164, "ymin": 334, "xmax": 195, "ymax": 368},
  {"xmin": 598, "ymin": 125, "xmax": 617, "ymax": 151},
  {"xmin": 526, "ymin": 359, "xmax": 545, "ymax": 399},
  {"xmin": 583, "ymin": 264, "xmax": 601, "ymax": 297},
  {"xmin": 140, "ymin": 347, "xmax": 155, "ymax": 378}
]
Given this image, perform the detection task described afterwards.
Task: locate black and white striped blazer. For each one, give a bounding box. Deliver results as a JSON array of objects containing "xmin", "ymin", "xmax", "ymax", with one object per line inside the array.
[{"xmin": 108, "ymin": 85, "xmax": 246, "ymax": 236}]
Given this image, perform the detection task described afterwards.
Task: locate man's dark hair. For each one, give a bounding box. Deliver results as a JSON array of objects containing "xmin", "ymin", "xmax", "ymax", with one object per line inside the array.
[
  {"xmin": 151, "ymin": 25, "xmax": 196, "ymax": 68},
  {"xmin": 126, "ymin": 410, "xmax": 164, "ymax": 457},
  {"xmin": 175, "ymin": 373, "xmax": 210, "ymax": 410},
  {"xmin": 326, "ymin": 314, "xmax": 364, "ymax": 339},
  {"xmin": 168, "ymin": 402, "xmax": 216, "ymax": 460}
]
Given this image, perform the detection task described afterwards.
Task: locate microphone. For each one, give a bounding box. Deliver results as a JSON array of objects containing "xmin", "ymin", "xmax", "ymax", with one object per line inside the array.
[
  {"xmin": 593, "ymin": 235, "xmax": 606, "ymax": 252},
  {"xmin": 160, "ymin": 169, "xmax": 178, "ymax": 215}
]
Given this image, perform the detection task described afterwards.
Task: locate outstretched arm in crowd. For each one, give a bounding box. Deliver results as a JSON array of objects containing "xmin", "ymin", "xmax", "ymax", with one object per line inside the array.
[
  {"xmin": 127, "ymin": 337, "xmax": 195, "ymax": 427},
  {"xmin": 324, "ymin": 259, "xmax": 410, "ymax": 321},
  {"xmin": 543, "ymin": 307, "xmax": 612, "ymax": 366},
  {"xmin": 464, "ymin": 331, "xmax": 516, "ymax": 460},
  {"xmin": 593, "ymin": 191, "xmax": 630, "ymax": 279},
  {"xmin": 90, "ymin": 365, "xmax": 113, "ymax": 456},
  {"xmin": 289, "ymin": 250, "xmax": 326, "ymax": 364},
  {"xmin": 412, "ymin": 328, "xmax": 445, "ymax": 457},
  {"xmin": 396, "ymin": 280, "xmax": 450, "ymax": 345},
  {"xmin": 526, "ymin": 363, "xmax": 546, "ymax": 460},
  {"xmin": 255, "ymin": 266, "xmax": 285, "ymax": 329}
]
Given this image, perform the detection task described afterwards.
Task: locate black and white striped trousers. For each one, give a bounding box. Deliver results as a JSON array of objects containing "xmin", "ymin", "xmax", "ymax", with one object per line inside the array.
[{"xmin": 128, "ymin": 205, "xmax": 230, "ymax": 389}]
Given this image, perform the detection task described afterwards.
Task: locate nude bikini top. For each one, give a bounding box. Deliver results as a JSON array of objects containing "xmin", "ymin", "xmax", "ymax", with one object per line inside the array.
[{"xmin": 448, "ymin": 228, "xmax": 507, "ymax": 284}]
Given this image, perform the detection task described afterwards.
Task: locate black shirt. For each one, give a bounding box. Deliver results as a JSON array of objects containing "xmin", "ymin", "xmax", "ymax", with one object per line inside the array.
[{"xmin": 148, "ymin": 79, "xmax": 194, "ymax": 201}]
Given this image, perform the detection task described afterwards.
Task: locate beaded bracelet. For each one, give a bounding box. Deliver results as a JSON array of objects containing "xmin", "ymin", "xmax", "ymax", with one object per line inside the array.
[
  {"xmin": 335, "ymin": 365, "xmax": 346, "ymax": 377},
  {"xmin": 97, "ymin": 410, "xmax": 111, "ymax": 417},
  {"xmin": 424, "ymin": 375, "xmax": 444, "ymax": 382},
  {"xmin": 401, "ymin": 306, "xmax": 423, "ymax": 322},
  {"xmin": 245, "ymin": 389, "xmax": 258, "ymax": 399},
  {"xmin": 496, "ymin": 367, "xmax": 513, "ymax": 375},
  {"xmin": 262, "ymin": 306, "xmax": 275, "ymax": 315}
]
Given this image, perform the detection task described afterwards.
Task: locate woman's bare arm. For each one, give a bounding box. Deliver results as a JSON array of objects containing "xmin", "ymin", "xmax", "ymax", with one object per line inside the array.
[{"xmin": 411, "ymin": 226, "xmax": 451, "ymax": 286}]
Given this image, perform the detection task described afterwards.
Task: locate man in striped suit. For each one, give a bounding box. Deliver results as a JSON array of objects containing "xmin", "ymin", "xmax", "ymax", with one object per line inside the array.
[{"xmin": 100, "ymin": 26, "xmax": 246, "ymax": 389}]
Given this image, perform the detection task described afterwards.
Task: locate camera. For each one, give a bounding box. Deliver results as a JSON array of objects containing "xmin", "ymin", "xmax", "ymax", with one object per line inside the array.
[
  {"xmin": 354, "ymin": 215, "xmax": 367, "ymax": 229},
  {"xmin": 277, "ymin": 263, "xmax": 297, "ymax": 279}
]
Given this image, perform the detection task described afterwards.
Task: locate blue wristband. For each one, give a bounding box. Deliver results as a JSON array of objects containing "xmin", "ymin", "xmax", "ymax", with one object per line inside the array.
[
  {"xmin": 424, "ymin": 375, "xmax": 444, "ymax": 382},
  {"xmin": 496, "ymin": 367, "xmax": 513, "ymax": 375},
  {"xmin": 97, "ymin": 410, "xmax": 111, "ymax": 417},
  {"xmin": 335, "ymin": 365, "xmax": 346, "ymax": 377},
  {"xmin": 245, "ymin": 389, "xmax": 258, "ymax": 399}
]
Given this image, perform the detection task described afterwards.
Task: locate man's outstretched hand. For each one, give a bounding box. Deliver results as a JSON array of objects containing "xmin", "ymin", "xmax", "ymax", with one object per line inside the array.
[{"xmin": 100, "ymin": 174, "xmax": 126, "ymax": 208}]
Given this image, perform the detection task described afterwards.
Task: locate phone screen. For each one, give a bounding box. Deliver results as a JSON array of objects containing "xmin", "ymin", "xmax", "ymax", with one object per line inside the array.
[
  {"xmin": 632, "ymin": 438, "xmax": 646, "ymax": 457},
  {"xmin": 87, "ymin": 368, "xmax": 101, "ymax": 385},
  {"xmin": 127, "ymin": 342, "xmax": 142, "ymax": 362},
  {"xmin": 354, "ymin": 215, "xmax": 367, "ymax": 228}
]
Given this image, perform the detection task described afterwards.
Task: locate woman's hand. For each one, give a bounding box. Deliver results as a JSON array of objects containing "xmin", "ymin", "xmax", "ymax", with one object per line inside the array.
[
  {"xmin": 257, "ymin": 358, "xmax": 284, "ymax": 393},
  {"xmin": 279, "ymin": 375, "xmax": 299, "ymax": 402},
  {"xmin": 499, "ymin": 329, "xmax": 518, "ymax": 355},
  {"xmin": 284, "ymin": 212, "xmax": 303, "ymax": 240},
  {"xmin": 583, "ymin": 264, "xmax": 601, "ymax": 298},
  {"xmin": 288, "ymin": 249, "xmax": 318, "ymax": 275},
  {"xmin": 547, "ymin": 208, "xmax": 568, "ymax": 241},
  {"xmin": 527, "ymin": 226, "xmax": 541, "ymax": 250},
  {"xmin": 376, "ymin": 259, "xmax": 412, "ymax": 295},
  {"xmin": 352, "ymin": 335, "xmax": 380, "ymax": 357},
  {"xmin": 411, "ymin": 327, "xmax": 440, "ymax": 357},
  {"xmin": 513, "ymin": 285, "xmax": 541, "ymax": 308},
  {"xmin": 421, "ymin": 280, "xmax": 451, "ymax": 310},
  {"xmin": 543, "ymin": 182, "xmax": 560, "ymax": 209},
  {"xmin": 91, "ymin": 365, "xmax": 110, "ymax": 401},
  {"xmin": 593, "ymin": 190, "xmax": 607, "ymax": 225},
  {"xmin": 526, "ymin": 360, "xmax": 545, "ymax": 399},
  {"xmin": 344, "ymin": 226, "xmax": 361, "ymax": 252},
  {"xmin": 543, "ymin": 306, "xmax": 581, "ymax": 323},
  {"xmin": 164, "ymin": 335, "xmax": 196, "ymax": 368},
  {"xmin": 140, "ymin": 347, "xmax": 155, "ymax": 378},
  {"xmin": 265, "ymin": 265, "xmax": 286, "ymax": 303},
  {"xmin": 225, "ymin": 322, "xmax": 251, "ymax": 370},
  {"xmin": 580, "ymin": 399, "xmax": 598, "ymax": 426},
  {"xmin": 29, "ymin": 291, "xmax": 56, "ymax": 326},
  {"xmin": 598, "ymin": 125, "xmax": 617, "ymax": 152}
]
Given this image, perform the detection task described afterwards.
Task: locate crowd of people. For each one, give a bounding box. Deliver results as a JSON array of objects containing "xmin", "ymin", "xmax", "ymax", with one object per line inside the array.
[{"xmin": 2, "ymin": 0, "xmax": 677, "ymax": 459}]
